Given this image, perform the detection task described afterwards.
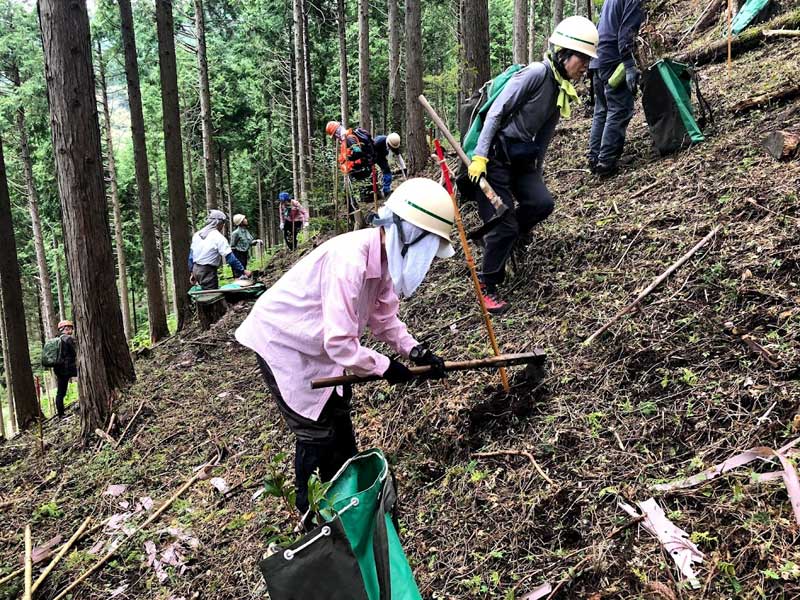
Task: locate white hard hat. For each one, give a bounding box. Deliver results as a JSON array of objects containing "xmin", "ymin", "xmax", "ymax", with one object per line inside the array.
[
  {"xmin": 232, "ymin": 214, "xmax": 246, "ymax": 226},
  {"xmin": 385, "ymin": 178, "xmax": 455, "ymax": 258},
  {"xmin": 387, "ymin": 132, "xmax": 401, "ymax": 149},
  {"xmin": 549, "ymin": 16, "xmax": 599, "ymax": 59}
]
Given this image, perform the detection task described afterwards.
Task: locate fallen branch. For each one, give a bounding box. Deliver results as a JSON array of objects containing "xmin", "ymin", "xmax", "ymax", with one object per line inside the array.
[
  {"xmin": 94, "ymin": 428, "xmax": 117, "ymax": 447},
  {"xmin": 473, "ymin": 449, "xmax": 555, "ymax": 485},
  {"xmin": 583, "ymin": 225, "xmax": 722, "ymax": 345},
  {"xmin": 23, "ymin": 525, "xmax": 32, "ymax": 600},
  {"xmin": 733, "ymin": 84, "xmax": 800, "ymax": 114},
  {"xmin": 115, "ymin": 399, "xmax": 146, "ymax": 448},
  {"xmin": 675, "ymin": 9, "xmax": 800, "ymax": 66},
  {"xmin": 31, "ymin": 516, "xmax": 91, "ymax": 595},
  {"xmin": 51, "ymin": 461, "xmax": 216, "ymax": 600},
  {"xmin": 763, "ymin": 28, "xmax": 800, "ymax": 37},
  {"xmin": 630, "ymin": 180, "xmax": 660, "ymax": 199}
]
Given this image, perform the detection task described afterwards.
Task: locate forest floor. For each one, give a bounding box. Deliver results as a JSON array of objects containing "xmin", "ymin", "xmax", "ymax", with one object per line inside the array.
[{"xmin": 2, "ymin": 3, "xmax": 800, "ymax": 600}]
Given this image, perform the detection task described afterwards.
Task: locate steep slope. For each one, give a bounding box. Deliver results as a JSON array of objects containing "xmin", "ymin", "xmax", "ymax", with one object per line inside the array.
[{"xmin": 2, "ymin": 3, "xmax": 800, "ymax": 599}]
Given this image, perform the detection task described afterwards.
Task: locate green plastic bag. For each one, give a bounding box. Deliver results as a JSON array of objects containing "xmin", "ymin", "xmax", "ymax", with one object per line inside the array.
[{"xmin": 730, "ymin": 0, "xmax": 771, "ymax": 35}]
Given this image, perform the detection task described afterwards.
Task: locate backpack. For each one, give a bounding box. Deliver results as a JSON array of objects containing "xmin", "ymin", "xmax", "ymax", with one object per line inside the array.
[
  {"xmin": 641, "ymin": 59, "xmax": 713, "ymax": 156},
  {"xmin": 41, "ymin": 337, "xmax": 64, "ymax": 368},
  {"xmin": 460, "ymin": 64, "xmax": 526, "ymax": 161},
  {"xmin": 339, "ymin": 127, "xmax": 376, "ymax": 181}
]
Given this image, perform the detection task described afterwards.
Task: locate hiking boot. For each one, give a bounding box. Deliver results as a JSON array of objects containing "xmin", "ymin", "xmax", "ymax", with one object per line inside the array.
[
  {"xmin": 588, "ymin": 158, "xmax": 598, "ymax": 174},
  {"xmin": 594, "ymin": 162, "xmax": 619, "ymax": 178},
  {"xmin": 482, "ymin": 291, "xmax": 510, "ymax": 314}
]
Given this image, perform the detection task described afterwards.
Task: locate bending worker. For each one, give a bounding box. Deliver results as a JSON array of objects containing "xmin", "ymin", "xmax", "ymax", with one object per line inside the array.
[
  {"xmin": 374, "ymin": 132, "xmax": 405, "ymax": 197},
  {"xmin": 236, "ymin": 178, "xmax": 453, "ymax": 513},
  {"xmin": 587, "ymin": 0, "xmax": 643, "ymax": 176},
  {"xmin": 189, "ymin": 209, "xmax": 250, "ymax": 290},
  {"xmin": 230, "ymin": 213, "xmax": 263, "ymax": 271},
  {"xmin": 468, "ymin": 16, "xmax": 599, "ymax": 314}
]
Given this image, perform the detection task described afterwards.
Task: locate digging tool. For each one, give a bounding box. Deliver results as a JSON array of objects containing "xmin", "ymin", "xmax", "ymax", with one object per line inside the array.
[
  {"xmin": 396, "ymin": 153, "xmax": 408, "ymax": 180},
  {"xmin": 371, "ymin": 165, "xmax": 379, "ymax": 212},
  {"xmin": 310, "ymin": 351, "xmax": 545, "ymax": 389},
  {"xmin": 418, "ymin": 94, "xmax": 508, "ymax": 241},
  {"xmin": 434, "ymin": 138, "xmax": 509, "ymax": 392}
]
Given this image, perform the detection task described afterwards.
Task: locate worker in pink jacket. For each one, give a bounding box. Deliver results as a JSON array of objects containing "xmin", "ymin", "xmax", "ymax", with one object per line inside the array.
[{"xmin": 236, "ymin": 178, "xmax": 455, "ymax": 512}]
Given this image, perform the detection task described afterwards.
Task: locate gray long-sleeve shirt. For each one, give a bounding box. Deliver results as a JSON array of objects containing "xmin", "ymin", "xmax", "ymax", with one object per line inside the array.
[{"xmin": 473, "ymin": 60, "xmax": 560, "ymax": 171}]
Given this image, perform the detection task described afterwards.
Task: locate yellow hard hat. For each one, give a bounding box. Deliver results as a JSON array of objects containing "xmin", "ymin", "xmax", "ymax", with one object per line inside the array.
[
  {"xmin": 385, "ymin": 178, "xmax": 455, "ymax": 257},
  {"xmin": 549, "ymin": 16, "xmax": 599, "ymax": 59}
]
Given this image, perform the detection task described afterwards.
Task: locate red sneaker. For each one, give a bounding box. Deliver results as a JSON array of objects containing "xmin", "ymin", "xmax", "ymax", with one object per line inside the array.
[{"xmin": 483, "ymin": 291, "xmax": 510, "ymax": 314}]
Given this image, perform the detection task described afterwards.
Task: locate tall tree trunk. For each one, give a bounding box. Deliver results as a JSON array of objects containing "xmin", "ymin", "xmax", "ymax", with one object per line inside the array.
[
  {"xmin": 459, "ymin": 0, "xmax": 490, "ymax": 133},
  {"xmin": 289, "ymin": 56, "xmax": 300, "ymax": 203},
  {"xmin": 405, "ymin": 0, "xmax": 426, "ymax": 174},
  {"xmin": 38, "ymin": 0, "xmax": 136, "ymax": 444},
  {"xmin": 585, "ymin": 0, "xmax": 592, "ymax": 20},
  {"xmin": 194, "ymin": 0, "xmax": 217, "ymax": 210},
  {"xmin": 53, "ymin": 235, "xmax": 65, "ymax": 320},
  {"xmin": 0, "ymin": 293, "xmax": 17, "ymax": 435},
  {"xmin": 225, "ymin": 150, "xmax": 234, "ymax": 218},
  {"xmin": 96, "ymin": 40, "xmax": 132, "ymax": 341},
  {"xmin": 153, "ymin": 167, "xmax": 171, "ymax": 320},
  {"xmin": 10, "ymin": 65, "xmax": 58, "ymax": 341},
  {"xmin": 528, "ymin": 0, "xmax": 537, "ymax": 62},
  {"xmin": 118, "ymin": 0, "xmax": 169, "ymax": 343},
  {"xmin": 553, "ymin": 0, "xmax": 564, "ymax": 30},
  {"xmin": 337, "ymin": 0, "xmax": 349, "ymax": 127},
  {"xmin": 0, "ymin": 136, "xmax": 37, "ymax": 431},
  {"xmin": 357, "ymin": 0, "xmax": 370, "ymax": 131},
  {"xmin": 257, "ymin": 163, "xmax": 264, "ymax": 251},
  {"xmin": 184, "ymin": 135, "xmax": 197, "ymax": 227},
  {"xmin": 217, "ymin": 145, "xmax": 225, "ymax": 214},
  {"xmin": 514, "ymin": 0, "xmax": 529, "ymax": 64},
  {"xmin": 156, "ymin": 0, "xmax": 192, "ymax": 331},
  {"xmin": 388, "ymin": 0, "xmax": 403, "ymax": 135},
  {"xmin": 293, "ymin": 0, "xmax": 310, "ymax": 203},
  {"xmin": 302, "ymin": 4, "xmax": 313, "ymax": 171}
]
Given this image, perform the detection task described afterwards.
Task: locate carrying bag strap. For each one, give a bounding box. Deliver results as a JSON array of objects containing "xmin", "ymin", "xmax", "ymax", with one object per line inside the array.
[
  {"xmin": 691, "ymin": 69, "xmax": 714, "ymax": 128},
  {"xmin": 372, "ymin": 474, "xmax": 398, "ymax": 600}
]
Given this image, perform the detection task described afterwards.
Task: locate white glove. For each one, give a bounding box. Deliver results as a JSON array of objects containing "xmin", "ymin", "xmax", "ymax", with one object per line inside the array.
[
  {"xmin": 253, "ymin": 239, "xmax": 264, "ymax": 245},
  {"xmin": 279, "ymin": 222, "xmax": 284, "ymax": 230},
  {"xmin": 303, "ymin": 222, "xmax": 309, "ymax": 229}
]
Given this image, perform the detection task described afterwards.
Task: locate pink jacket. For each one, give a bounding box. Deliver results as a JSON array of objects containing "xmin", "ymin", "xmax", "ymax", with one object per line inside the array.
[{"xmin": 235, "ymin": 228, "xmax": 418, "ymax": 420}]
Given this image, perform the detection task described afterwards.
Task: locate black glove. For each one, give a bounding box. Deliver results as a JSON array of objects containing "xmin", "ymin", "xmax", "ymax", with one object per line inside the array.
[
  {"xmin": 626, "ymin": 66, "xmax": 641, "ymax": 98},
  {"xmin": 409, "ymin": 344, "xmax": 446, "ymax": 379},
  {"xmin": 383, "ymin": 359, "xmax": 413, "ymax": 385}
]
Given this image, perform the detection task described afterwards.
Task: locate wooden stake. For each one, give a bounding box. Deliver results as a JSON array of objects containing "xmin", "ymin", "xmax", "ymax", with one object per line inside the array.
[
  {"xmin": 727, "ymin": 0, "xmax": 733, "ymax": 78},
  {"xmin": 51, "ymin": 464, "xmax": 212, "ymax": 600},
  {"xmin": 434, "ymin": 139, "xmax": 510, "ymax": 392},
  {"xmin": 583, "ymin": 225, "xmax": 722, "ymax": 346},
  {"xmin": 23, "ymin": 525, "xmax": 32, "ymax": 600},
  {"xmin": 333, "ymin": 158, "xmax": 339, "ymax": 235},
  {"xmin": 115, "ymin": 399, "xmax": 146, "ymax": 448},
  {"xmin": 31, "ymin": 516, "xmax": 91, "ymax": 595}
]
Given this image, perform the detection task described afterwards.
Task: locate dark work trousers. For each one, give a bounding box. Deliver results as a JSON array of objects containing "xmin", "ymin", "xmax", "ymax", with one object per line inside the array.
[
  {"xmin": 283, "ymin": 220, "xmax": 300, "ymax": 251},
  {"xmin": 256, "ymin": 355, "xmax": 357, "ymax": 513},
  {"xmin": 477, "ymin": 150, "xmax": 554, "ymax": 290},
  {"xmin": 54, "ymin": 373, "xmax": 70, "ymax": 417},
  {"xmin": 232, "ymin": 249, "xmax": 249, "ymax": 271},
  {"xmin": 192, "ymin": 263, "xmax": 219, "ymax": 290},
  {"xmin": 588, "ymin": 69, "xmax": 635, "ymax": 167}
]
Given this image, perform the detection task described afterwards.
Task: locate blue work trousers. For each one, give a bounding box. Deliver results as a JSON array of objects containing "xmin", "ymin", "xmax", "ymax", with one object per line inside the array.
[{"xmin": 589, "ymin": 69, "xmax": 635, "ymax": 166}]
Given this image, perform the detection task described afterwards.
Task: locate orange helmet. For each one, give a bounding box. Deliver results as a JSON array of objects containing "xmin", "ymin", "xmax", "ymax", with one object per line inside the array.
[
  {"xmin": 58, "ymin": 320, "xmax": 74, "ymax": 330},
  {"xmin": 325, "ymin": 121, "xmax": 341, "ymax": 137}
]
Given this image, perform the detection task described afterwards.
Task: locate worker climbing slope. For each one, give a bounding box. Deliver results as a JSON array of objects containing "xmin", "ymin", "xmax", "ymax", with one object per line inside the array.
[
  {"xmin": 235, "ymin": 178, "xmax": 454, "ymax": 514},
  {"xmin": 468, "ymin": 16, "xmax": 599, "ymax": 314}
]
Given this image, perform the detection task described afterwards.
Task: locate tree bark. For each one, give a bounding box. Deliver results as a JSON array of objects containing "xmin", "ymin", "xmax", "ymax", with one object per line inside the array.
[
  {"xmin": 405, "ymin": 0, "xmax": 427, "ymax": 175},
  {"xmin": 514, "ymin": 0, "xmax": 529, "ymax": 64},
  {"xmin": 118, "ymin": 0, "xmax": 169, "ymax": 343},
  {"xmin": 0, "ymin": 292, "xmax": 18, "ymax": 435},
  {"xmin": 225, "ymin": 150, "xmax": 234, "ymax": 218},
  {"xmin": 9, "ymin": 65, "xmax": 58, "ymax": 341},
  {"xmin": 153, "ymin": 167, "xmax": 171, "ymax": 320},
  {"xmin": 184, "ymin": 134, "xmax": 197, "ymax": 227},
  {"xmin": 0, "ymin": 136, "xmax": 38, "ymax": 431},
  {"xmin": 293, "ymin": 0, "xmax": 310, "ymax": 203},
  {"xmin": 528, "ymin": 0, "xmax": 537, "ymax": 63},
  {"xmin": 194, "ymin": 0, "xmax": 218, "ymax": 210},
  {"xmin": 459, "ymin": 0, "xmax": 491, "ymax": 133},
  {"xmin": 156, "ymin": 0, "xmax": 192, "ymax": 331},
  {"xmin": 96, "ymin": 40, "xmax": 132, "ymax": 341},
  {"xmin": 337, "ymin": 0, "xmax": 349, "ymax": 127},
  {"xmin": 388, "ymin": 0, "xmax": 403, "ymax": 135},
  {"xmin": 358, "ymin": 0, "xmax": 371, "ymax": 131},
  {"xmin": 302, "ymin": 4, "xmax": 314, "ymax": 170},
  {"xmin": 257, "ymin": 163, "xmax": 264, "ymax": 250},
  {"xmin": 553, "ymin": 0, "xmax": 564, "ymax": 29},
  {"xmin": 38, "ymin": 0, "xmax": 135, "ymax": 444},
  {"xmin": 289, "ymin": 51, "xmax": 300, "ymax": 203}
]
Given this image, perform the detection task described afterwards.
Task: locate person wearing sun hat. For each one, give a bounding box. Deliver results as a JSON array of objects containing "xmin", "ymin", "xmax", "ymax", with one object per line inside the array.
[
  {"xmin": 229, "ymin": 213, "xmax": 262, "ymax": 271},
  {"xmin": 235, "ymin": 177, "xmax": 454, "ymax": 513}
]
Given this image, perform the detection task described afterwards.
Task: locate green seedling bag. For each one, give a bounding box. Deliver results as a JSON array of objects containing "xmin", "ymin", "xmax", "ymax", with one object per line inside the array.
[
  {"xmin": 259, "ymin": 449, "xmax": 421, "ymax": 600},
  {"xmin": 641, "ymin": 59, "xmax": 713, "ymax": 155},
  {"xmin": 41, "ymin": 337, "xmax": 63, "ymax": 368}
]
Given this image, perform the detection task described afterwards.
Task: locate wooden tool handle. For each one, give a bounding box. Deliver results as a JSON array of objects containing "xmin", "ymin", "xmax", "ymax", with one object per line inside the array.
[
  {"xmin": 310, "ymin": 351, "xmax": 545, "ymax": 389},
  {"xmin": 417, "ymin": 94, "xmax": 504, "ymax": 212}
]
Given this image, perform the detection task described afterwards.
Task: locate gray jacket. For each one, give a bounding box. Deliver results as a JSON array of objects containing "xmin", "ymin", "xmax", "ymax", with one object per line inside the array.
[{"xmin": 473, "ymin": 60, "xmax": 560, "ymax": 172}]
